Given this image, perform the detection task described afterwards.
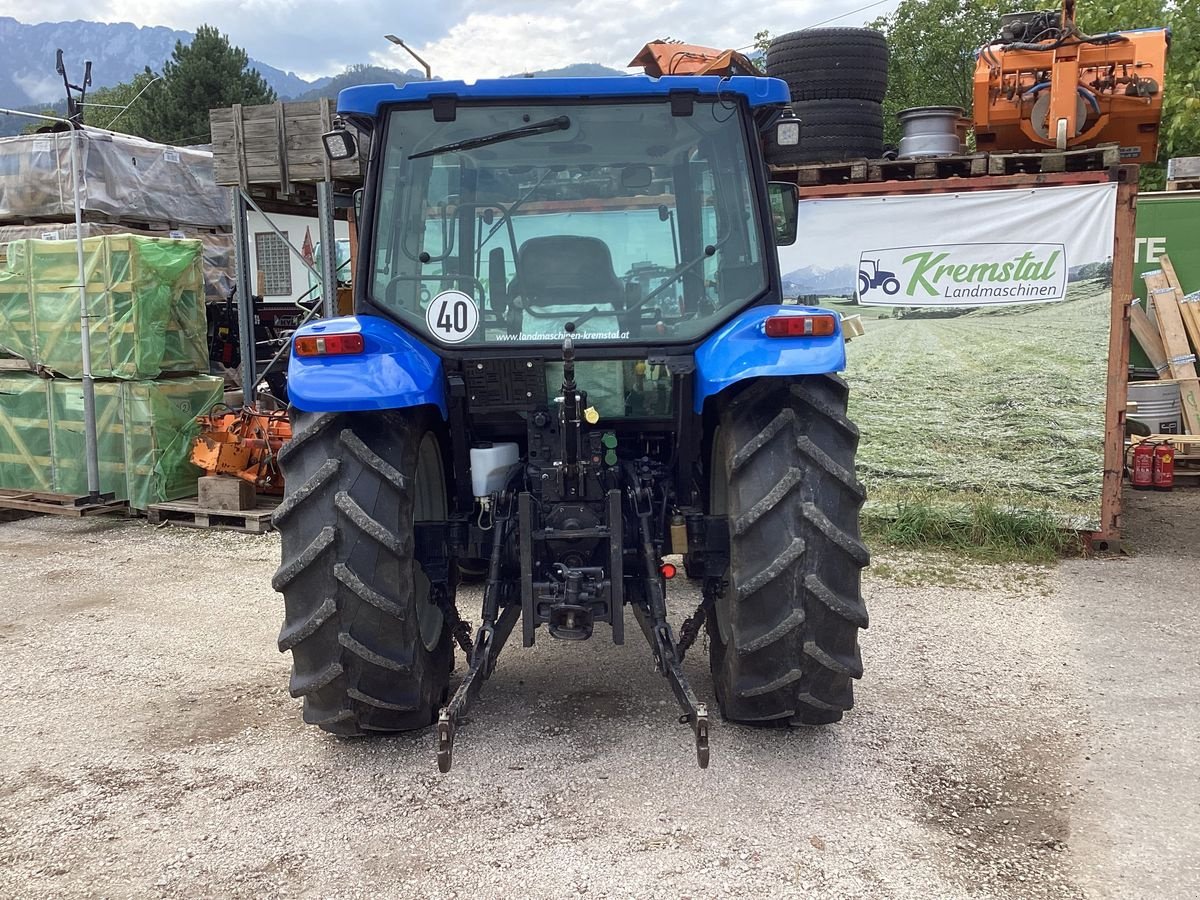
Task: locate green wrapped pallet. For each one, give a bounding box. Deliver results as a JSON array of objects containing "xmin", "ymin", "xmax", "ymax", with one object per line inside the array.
[
  {"xmin": 0, "ymin": 235, "xmax": 207, "ymax": 379},
  {"xmin": 0, "ymin": 375, "xmax": 52, "ymax": 491},
  {"xmin": 0, "ymin": 373, "xmax": 221, "ymax": 509}
]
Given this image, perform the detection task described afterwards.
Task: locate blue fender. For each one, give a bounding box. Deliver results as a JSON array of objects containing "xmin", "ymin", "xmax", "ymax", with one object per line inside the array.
[
  {"xmin": 693, "ymin": 306, "xmax": 846, "ymax": 413},
  {"xmin": 287, "ymin": 315, "xmax": 447, "ymax": 418}
]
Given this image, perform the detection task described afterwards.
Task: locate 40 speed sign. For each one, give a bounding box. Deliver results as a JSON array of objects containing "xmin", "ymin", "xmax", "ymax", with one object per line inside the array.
[{"xmin": 425, "ymin": 290, "xmax": 480, "ymax": 343}]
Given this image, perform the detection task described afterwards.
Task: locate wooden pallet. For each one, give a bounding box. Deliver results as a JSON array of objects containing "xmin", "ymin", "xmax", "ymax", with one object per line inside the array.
[
  {"xmin": 868, "ymin": 154, "xmax": 988, "ymax": 183},
  {"xmin": 986, "ymin": 143, "xmax": 1121, "ymax": 176},
  {"xmin": 0, "ymin": 489, "xmax": 127, "ymax": 517},
  {"xmin": 780, "ymin": 158, "xmax": 870, "ymax": 186},
  {"xmin": 146, "ymin": 496, "xmax": 280, "ymax": 534},
  {"xmin": 1167, "ymin": 180, "xmax": 1200, "ymax": 192}
]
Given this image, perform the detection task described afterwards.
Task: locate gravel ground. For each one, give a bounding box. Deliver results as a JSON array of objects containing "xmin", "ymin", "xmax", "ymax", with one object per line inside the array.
[{"xmin": 0, "ymin": 488, "xmax": 1196, "ymax": 899}]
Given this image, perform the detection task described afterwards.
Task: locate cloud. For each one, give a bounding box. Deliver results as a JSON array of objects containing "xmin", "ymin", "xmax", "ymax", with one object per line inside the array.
[
  {"xmin": 1, "ymin": 0, "xmax": 898, "ymax": 81},
  {"xmin": 385, "ymin": 0, "xmax": 835, "ymax": 79}
]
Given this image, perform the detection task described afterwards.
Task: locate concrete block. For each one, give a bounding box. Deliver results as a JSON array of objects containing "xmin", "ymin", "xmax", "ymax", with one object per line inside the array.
[{"xmin": 198, "ymin": 475, "xmax": 256, "ymax": 511}]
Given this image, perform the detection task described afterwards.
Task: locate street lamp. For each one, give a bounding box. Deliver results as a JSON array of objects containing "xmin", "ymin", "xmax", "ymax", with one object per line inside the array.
[{"xmin": 384, "ymin": 35, "xmax": 432, "ymax": 80}]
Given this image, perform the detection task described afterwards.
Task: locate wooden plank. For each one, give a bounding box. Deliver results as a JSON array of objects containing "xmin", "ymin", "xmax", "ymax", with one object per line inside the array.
[
  {"xmin": 1159, "ymin": 254, "xmax": 1200, "ymax": 356},
  {"xmin": 146, "ymin": 496, "xmax": 278, "ymax": 533},
  {"xmin": 230, "ymin": 103, "xmax": 248, "ymax": 190},
  {"xmin": 0, "ymin": 489, "xmax": 126, "ymax": 517},
  {"xmin": 1142, "ymin": 268, "xmax": 1200, "ymax": 433},
  {"xmin": 987, "ymin": 144, "xmax": 1120, "ymax": 176},
  {"xmin": 275, "ymin": 103, "xmax": 291, "ymax": 194},
  {"xmin": 798, "ymin": 169, "xmax": 1113, "ymax": 199},
  {"xmin": 1129, "ymin": 299, "xmax": 1170, "ymax": 374},
  {"xmin": 1096, "ymin": 178, "xmax": 1136, "ymax": 547}
]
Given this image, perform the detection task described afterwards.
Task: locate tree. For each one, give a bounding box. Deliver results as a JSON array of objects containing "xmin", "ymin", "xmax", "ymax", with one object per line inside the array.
[
  {"xmin": 123, "ymin": 25, "xmax": 276, "ymax": 145},
  {"xmin": 83, "ymin": 70, "xmax": 162, "ymax": 132},
  {"xmin": 869, "ymin": 0, "xmax": 1023, "ymax": 145}
]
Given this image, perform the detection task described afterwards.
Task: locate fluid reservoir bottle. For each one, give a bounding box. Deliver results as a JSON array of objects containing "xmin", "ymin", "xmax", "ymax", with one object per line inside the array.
[
  {"xmin": 671, "ymin": 514, "xmax": 689, "ymax": 555},
  {"xmin": 470, "ymin": 442, "xmax": 520, "ymax": 499}
]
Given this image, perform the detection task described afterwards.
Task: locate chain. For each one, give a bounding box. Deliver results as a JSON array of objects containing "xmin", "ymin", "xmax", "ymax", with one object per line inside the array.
[
  {"xmin": 677, "ymin": 578, "xmax": 725, "ymax": 659},
  {"xmin": 432, "ymin": 583, "xmax": 474, "ymax": 657},
  {"xmin": 677, "ymin": 606, "xmax": 707, "ymax": 657}
]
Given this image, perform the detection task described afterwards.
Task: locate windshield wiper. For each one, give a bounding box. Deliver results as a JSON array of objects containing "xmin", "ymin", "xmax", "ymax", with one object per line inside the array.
[{"xmin": 409, "ymin": 116, "xmax": 571, "ymax": 160}]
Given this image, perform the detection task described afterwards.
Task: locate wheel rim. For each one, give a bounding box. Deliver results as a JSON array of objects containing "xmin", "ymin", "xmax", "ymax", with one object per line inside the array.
[{"xmin": 414, "ymin": 432, "xmax": 447, "ymax": 652}]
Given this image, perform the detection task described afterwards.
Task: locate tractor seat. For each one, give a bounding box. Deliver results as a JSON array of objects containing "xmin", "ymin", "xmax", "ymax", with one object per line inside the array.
[{"xmin": 510, "ymin": 236, "xmax": 624, "ymax": 309}]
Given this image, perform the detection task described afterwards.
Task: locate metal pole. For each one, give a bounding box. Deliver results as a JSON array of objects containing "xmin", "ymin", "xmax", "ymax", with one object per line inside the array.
[
  {"xmin": 68, "ymin": 128, "xmax": 101, "ymax": 498},
  {"xmin": 232, "ymin": 190, "xmax": 257, "ymax": 394},
  {"xmin": 0, "ymin": 109, "xmax": 102, "ymax": 499},
  {"xmin": 316, "ymin": 181, "xmax": 339, "ymax": 318},
  {"xmin": 384, "ymin": 35, "xmax": 433, "ymax": 79}
]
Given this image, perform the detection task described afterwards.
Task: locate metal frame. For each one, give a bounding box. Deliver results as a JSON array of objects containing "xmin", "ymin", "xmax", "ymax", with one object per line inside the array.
[{"xmin": 229, "ymin": 180, "xmax": 348, "ymax": 391}]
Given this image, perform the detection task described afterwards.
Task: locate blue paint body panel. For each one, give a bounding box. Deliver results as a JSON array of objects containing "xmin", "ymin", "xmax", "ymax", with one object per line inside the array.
[
  {"xmin": 338, "ymin": 75, "xmax": 790, "ymax": 117},
  {"xmin": 287, "ymin": 316, "xmax": 447, "ymax": 417},
  {"xmin": 692, "ymin": 306, "xmax": 846, "ymax": 413}
]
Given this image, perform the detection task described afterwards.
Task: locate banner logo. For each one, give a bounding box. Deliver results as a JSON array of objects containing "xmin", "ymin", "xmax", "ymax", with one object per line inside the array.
[{"xmin": 856, "ymin": 242, "xmax": 1067, "ymax": 307}]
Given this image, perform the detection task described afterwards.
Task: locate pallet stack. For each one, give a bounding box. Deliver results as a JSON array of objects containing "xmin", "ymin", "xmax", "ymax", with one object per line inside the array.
[
  {"xmin": 1133, "ymin": 254, "xmax": 1200, "ymax": 482},
  {"xmin": 0, "ymin": 235, "xmax": 222, "ymax": 509},
  {"xmin": 1166, "ymin": 156, "xmax": 1200, "ymax": 192},
  {"xmin": 0, "ymin": 130, "xmax": 235, "ymax": 301}
]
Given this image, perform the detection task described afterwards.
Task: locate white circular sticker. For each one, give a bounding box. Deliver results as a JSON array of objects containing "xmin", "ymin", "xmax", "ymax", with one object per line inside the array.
[{"xmin": 425, "ymin": 290, "xmax": 479, "ymax": 344}]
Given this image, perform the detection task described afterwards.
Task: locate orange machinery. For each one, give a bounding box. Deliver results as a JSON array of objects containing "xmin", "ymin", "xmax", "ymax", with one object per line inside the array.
[
  {"xmin": 973, "ymin": 0, "xmax": 1168, "ymax": 161},
  {"xmin": 191, "ymin": 406, "xmax": 292, "ymax": 494},
  {"xmin": 629, "ymin": 40, "xmax": 761, "ymax": 77}
]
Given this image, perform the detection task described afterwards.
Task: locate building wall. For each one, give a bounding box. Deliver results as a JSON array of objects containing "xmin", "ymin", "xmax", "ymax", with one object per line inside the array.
[{"xmin": 245, "ymin": 211, "xmax": 350, "ymax": 305}]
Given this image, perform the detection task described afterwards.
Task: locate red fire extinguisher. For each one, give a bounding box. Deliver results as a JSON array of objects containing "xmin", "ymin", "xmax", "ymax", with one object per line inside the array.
[
  {"xmin": 1130, "ymin": 442, "xmax": 1155, "ymax": 489},
  {"xmin": 1153, "ymin": 442, "xmax": 1175, "ymax": 491}
]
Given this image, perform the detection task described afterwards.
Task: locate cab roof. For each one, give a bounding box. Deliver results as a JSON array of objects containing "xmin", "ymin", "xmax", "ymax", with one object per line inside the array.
[{"xmin": 337, "ymin": 75, "xmax": 790, "ymax": 118}]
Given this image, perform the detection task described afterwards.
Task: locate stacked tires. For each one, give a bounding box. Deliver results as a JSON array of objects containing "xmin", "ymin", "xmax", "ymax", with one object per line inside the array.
[{"xmin": 764, "ymin": 28, "xmax": 888, "ymax": 165}]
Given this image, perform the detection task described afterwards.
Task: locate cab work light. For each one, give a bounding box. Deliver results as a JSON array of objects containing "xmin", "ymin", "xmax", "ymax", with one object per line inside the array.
[
  {"xmin": 763, "ymin": 314, "xmax": 837, "ymax": 338},
  {"xmin": 293, "ymin": 333, "xmax": 365, "ymax": 356}
]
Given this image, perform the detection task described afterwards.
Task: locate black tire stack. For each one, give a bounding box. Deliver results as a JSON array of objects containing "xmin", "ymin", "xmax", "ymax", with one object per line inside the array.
[{"xmin": 764, "ymin": 28, "xmax": 888, "ymax": 165}]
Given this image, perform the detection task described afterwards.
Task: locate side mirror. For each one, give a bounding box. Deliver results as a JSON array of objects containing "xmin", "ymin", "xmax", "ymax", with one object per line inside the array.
[
  {"xmin": 322, "ymin": 127, "xmax": 358, "ymax": 161},
  {"xmin": 767, "ymin": 182, "xmax": 799, "ymax": 247}
]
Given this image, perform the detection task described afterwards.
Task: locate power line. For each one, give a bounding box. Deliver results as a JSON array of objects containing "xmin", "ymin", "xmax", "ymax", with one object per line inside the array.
[
  {"xmin": 738, "ymin": 0, "xmax": 901, "ymax": 49},
  {"xmin": 804, "ymin": 0, "xmax": 898, "ymax": 30}
]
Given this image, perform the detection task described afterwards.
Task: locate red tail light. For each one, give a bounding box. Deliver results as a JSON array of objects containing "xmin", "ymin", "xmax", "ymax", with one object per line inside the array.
[
  {"xmin": 293, "ymin": 333, "xmax": 365, "ymax": 357},
  {"xmin": 764, "ymin": 314, "xmax": 837, "ymax": 338},
  {"xmin": 660, "ymin": 562, "xmax": 677, "ymax": 579}
]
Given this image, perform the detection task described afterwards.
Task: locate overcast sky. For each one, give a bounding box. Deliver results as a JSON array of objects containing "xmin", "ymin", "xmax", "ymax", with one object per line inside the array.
[{"xmin": 0, "ymin": 0, "xmax": 900, "ymax": 81}]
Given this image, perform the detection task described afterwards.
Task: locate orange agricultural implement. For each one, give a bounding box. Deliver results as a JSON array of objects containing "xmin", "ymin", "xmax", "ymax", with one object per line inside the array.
[
  {"xmin": 973, "ymin": 0, "xmax": 1169, "ymax": 162},
  {"xmin": 191, "ymin": 405, "xmax": 292, "ymax": 494},
  {"xmin": 629, "ymin": 40, "xmax": 762, "ymax": 77}
]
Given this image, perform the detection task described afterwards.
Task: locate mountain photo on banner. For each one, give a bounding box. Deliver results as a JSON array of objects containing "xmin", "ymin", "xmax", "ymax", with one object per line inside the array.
[{"xmin": 787, "ymin": 183, "xmax": 1119, "ymax": 532}]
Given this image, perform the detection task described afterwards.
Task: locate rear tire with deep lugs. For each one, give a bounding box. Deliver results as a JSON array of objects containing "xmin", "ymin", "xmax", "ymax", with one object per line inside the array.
[
  {"xmin": 707, "ymin": 376, "xmax": 869, "ymax": 725},
  {"xmin": 272, "ymin": 409, "xmax": 451, "ymax": 734}
]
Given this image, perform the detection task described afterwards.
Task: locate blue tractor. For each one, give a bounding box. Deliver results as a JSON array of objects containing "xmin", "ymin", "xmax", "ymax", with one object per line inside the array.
[{"xmin": 274, "ymin": 75, "xmax": 869, "ymax": 771}]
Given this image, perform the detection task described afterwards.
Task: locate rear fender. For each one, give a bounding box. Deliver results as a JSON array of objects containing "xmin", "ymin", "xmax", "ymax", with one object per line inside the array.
[
  {"xmin": 286, "ymin": 315, "xmax": 447, "ymax": 417},
  {"xmin": 693, "ymin": 305, "xmax": 846, "ymax": 413}
]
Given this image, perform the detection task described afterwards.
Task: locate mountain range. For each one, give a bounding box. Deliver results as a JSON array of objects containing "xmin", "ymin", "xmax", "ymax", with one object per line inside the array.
[
  {"xmin": 0, "ymin": 16, "xmax": 623, "ymax": 111},
  {"xmin": 781, "ymin": 265, "xmax": 858, "ymax": 298}
]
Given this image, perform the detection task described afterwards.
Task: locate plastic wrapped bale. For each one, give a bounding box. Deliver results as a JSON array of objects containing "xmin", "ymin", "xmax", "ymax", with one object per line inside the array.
[
  {"xmin": 0, "ymin": 249, "xmax": 33, "ymax": 364},
  {"xmin": 0, "ymin": 223, "xmax": 235, "ymax": 302},
  {"xmin": 0, "ymin": 374, "xmax": 53, "ymax": 492},
  {"xmin": 3, "ymin": 235, "xmax": 207, "ymax": 379},
  {"xmin": 0, "ymin": 131, "xmax": 231, "ymax": 230},
  {"xmin": 47, "ymin": 375, "xmax": 222, "ymax": 509}
]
